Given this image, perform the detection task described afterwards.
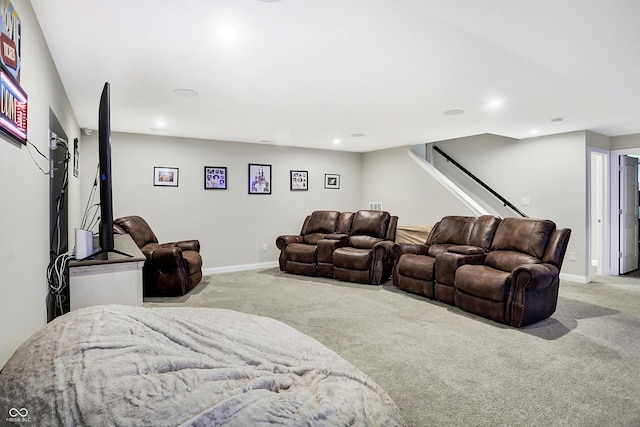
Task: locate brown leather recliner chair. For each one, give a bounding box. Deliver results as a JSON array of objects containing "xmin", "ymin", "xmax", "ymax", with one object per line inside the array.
[
  {"xmin": 393, "ymin": 215, "xmax": 500, "ymax": 303},
  {"xmin": 114, "ymin": 215, "xmax": 203, "ymax": 297},
  {"xmin": 276, "ymin": 210, "xmax": 348, "ymax": 276},
  {"xmin": 332, "ymin": 210, "xmax": 398, "ymax": 285},
  {"xmin": 454, "ymin": 217, "xmax": 571, "ymax": 327}
]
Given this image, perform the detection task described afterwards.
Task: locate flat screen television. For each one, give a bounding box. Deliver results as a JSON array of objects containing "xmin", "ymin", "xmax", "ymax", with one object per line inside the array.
[{"xmin": 85, "ymin": 82, "xmax": 130, "ymax": 260}]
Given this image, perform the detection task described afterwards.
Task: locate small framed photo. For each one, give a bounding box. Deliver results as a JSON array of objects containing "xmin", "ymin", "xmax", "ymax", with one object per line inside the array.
[
  {"xmin": 154, "ymin": 166, "xmax": 179, "ymax": 187},
  {"xmin": 324, "ymin": 173, "xmax": 340, "ymax": 189},
  {"xmin": 290, "ymin": 170, "xmax": 308, "ymax": 191},
  {"xmin": 204, "ymin": 166, "xmax": 227, "ymax": 190},
  {"xmin": 248, "ymin": 163, "xmax": 271, "ymax": 194}
]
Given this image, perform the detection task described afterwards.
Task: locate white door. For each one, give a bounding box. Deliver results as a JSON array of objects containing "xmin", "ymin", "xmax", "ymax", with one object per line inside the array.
[{"xmin": 619, "ymin": 155, "xmax": 639, "ymax": 274}]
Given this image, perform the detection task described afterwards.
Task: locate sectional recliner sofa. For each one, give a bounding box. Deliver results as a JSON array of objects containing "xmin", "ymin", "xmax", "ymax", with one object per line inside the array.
[
  {"xmin": 393, "ymin": 215, "xmax": 571, "ymax": 327},
  {"xmin": 276, "ymin": 210, "xmax": 398, "ymax": 285}
]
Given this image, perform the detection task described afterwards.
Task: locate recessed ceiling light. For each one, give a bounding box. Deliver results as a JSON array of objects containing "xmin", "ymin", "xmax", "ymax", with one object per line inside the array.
[
  {"xmin": 550, "ymin": 117, "xmax": 564, "ymax": 125},
  {"xmin": 443, "ymin": 109, "xmax": 464, "ymax": 116},
  {"xmin": 151, "ymin": 121, "xmax": 167, "ymax": 132},
  {"xmin": 219, "ymin": 25, "xmax": 238, "ymax": 40},
  {"xmin": 350, "ymin": 133, "xmax": 366, "ymax": 137},
  {"xmin": 529, "ymin": 129, "xmax": 539, "ymax": 135},
  {"xmin": 172, "ymin": 88, "xmax": 199, "ymax": 97},
  {"xmin": 487, "ymin": 99, "xmax": 503, "ymax": 108},
  {"xmin": 333, "ymin": 138, "xmax": 341, "ymax": 144}
]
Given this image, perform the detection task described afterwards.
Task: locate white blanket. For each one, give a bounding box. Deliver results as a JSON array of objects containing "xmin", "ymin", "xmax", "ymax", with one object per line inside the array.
[{"xmin": 0, "ymin": 305, "xmax": 404, "ymax": 426}]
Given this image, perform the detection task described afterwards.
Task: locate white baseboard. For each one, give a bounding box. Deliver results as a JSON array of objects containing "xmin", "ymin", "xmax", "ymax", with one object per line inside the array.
[
  {"xmin": 560, "ymin": 272, "xmax": 589, "ymax": 284},
  {"xmin": 203, "ymin": 261, "xmax": 279, "ymax": 276}
]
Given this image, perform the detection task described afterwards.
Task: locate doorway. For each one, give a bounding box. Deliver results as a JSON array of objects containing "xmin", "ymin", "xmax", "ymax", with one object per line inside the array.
[{"xmin": 608, "ymin": 148, "xmax": 640, "ymax": 277}]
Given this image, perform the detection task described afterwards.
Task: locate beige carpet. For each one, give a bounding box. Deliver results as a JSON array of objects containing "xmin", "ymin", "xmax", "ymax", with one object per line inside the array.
[{"xmin": 145, "ymin": 269, "xmax": 640, "ymax": 427}]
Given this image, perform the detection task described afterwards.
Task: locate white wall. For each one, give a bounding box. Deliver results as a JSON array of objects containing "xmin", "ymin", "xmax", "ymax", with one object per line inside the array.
[
  {"xmin": 363, "ymin": 133, "xmax": 588, "ymax": 281},
  {"xmin": 0, "ymin": 0, "xmax": 80, "ymax": 366},
  {"xmin": 79, "ymin": 132, "xmax": 363, "ymax": 271},
  {"xmin": 362, "ymin": 146, "xmax": 474, "ymax": 226}
]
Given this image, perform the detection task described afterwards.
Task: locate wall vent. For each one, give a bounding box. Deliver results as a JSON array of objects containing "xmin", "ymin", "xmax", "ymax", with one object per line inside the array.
[{"xmin": 369, "ymin": 202, "xmax": 382, "ymax": 211}]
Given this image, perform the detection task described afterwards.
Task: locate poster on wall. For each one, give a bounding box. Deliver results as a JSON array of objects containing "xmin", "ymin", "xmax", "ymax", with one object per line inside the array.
[
  {"xmin": 1, "ymin": 0, "xmax": 22, "ymax": 82},
  {"xmin": 0, "ymin": 0, "xmax": 25, "ymax": 145}
]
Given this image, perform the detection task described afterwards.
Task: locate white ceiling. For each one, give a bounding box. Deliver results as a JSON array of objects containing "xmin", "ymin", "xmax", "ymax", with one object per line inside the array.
[{"xmin": 30, "ymin": 0, "xmax": 640, "ymax": 152}]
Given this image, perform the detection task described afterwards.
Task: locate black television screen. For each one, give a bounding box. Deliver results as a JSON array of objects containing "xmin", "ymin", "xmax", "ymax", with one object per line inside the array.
[
  {"xmin": 84, "ymin": 82, "xmax": 130, "ymax": 260},
  {"xmin": 98, "ymin": 82, "xmax": 114, "ymax": 253}
]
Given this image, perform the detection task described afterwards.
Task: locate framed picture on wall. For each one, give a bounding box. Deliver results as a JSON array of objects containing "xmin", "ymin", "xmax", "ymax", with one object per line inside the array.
[
  {"xmin": 204, "ymin": 166, "xmax": 227, "ymax": 190},
  {"xmin": 290, "ymin": 170, "xmax": 308, "ymax": 191},
  {"xmin": 154, "ymin": 166, "xmax": 179, "ymax": 187},
  {"xmin": 324, "ymin": 173, "xmax": 340, "ymax": 189},
  {"xmin": 248, "ymin": 163, "xmax": 271, "ymax": 194}
]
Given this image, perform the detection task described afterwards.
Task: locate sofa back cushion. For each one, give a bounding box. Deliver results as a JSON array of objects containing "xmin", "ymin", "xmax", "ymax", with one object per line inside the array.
[
  {"xmin": 468, "ymin": 215, "xmax": 501, "ymax": 251},
  {"xmin": 303, "ymin": 210, "xmax": 340, "ymax": 235},
  {"xmin": 114, "ymin": 216, "xmax": 158, "ymax": 248},
  {"xmin": 426, "ymin": 216, "xmax": 476, "ymax": 247},
  {"xmin": 336, "ymin": 212, "xmax": 355, "ymax": 234},
  {"xmin": 347, "ymin": 210, "xmax": 391, "ymax": 249},
  {"xmin": 486, "ymin": 217, "xmax": 555, "ymax": 272},
  {"xmin": 491, "ymin": 218, "xmax": 555, "ymax": 257}
]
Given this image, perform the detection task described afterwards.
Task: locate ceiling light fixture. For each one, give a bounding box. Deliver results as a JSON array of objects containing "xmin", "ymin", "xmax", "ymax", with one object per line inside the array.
[
  {"xmin": 151, "ymin": 121, "xmax": 167, "ymax": 132},
  {"xmin": 550, "ymin": 117, "xmax": 564, "ymax": 125},
  {"xmin": 443, "ymin": 109, "xmax": 464, "ymax": 116},
  {"xmin": 333, "ymin": 138, "xmax": 341, "ymax": 144},
  {"xmin": 487, "ymin": 99, "xmax": 503, "ymax": 109},
  {"xmin": 172, "ymin": 88, "xmax": 199, "ymax": 97},
  {"xmin": 350, "ymin": 133, "xmax": 366, "ymax": 137},
  {"xmin": 219, "ymin": 25, "xmax": 238, "ymax": 40}
]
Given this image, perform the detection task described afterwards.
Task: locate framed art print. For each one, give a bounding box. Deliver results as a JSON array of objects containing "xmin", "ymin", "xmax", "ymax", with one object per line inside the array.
[
  {"xmin": 204, "ymin": 166, "xmax": 227, "ymax": 189},
  {"xmin": 154, "ymin": 166, "xmax": 179, "ymax": 187},
  {"xmin": 248, "ymin": 163, "xmax": 271, "ymax": 194},
  {"xmin": 324, "ymin": 173, "xmax": 340, "ymax": 189},
  {"xmin": 290, "ymin": 170, "xmax": 308, "ymax": 191}
]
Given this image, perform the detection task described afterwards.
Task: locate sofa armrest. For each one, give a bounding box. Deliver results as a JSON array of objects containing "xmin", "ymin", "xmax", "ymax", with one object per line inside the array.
[
  {"xmin": 317, "ymin": 237, "xmax": 348, "ymax": 264},
  {"xmin": 447, "ymin": 245, "xmax": 484, "ymax": 255},
  {"xmin": 276, "ymin": 235, "xmax": 303, "ymax": 250},
  {"xmin": 142, "ymin": 244, "xmax": 183, "ymax": 267},
  {"xmin": 372, "ymin": 240, "xmax": 397, "ymax": 284},
  {"xmin": 512, "ymin": 263, "xmax": 560, "ymax": 291},
  {"xmin": 176, "ymin": 239, "xmax": 200, "ymax": 253},
  {"xmin": 393, "ymin": 243, "xmax": 428, "ymax": 261}
]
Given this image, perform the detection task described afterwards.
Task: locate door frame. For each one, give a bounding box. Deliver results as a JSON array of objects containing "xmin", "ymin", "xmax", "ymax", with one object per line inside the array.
[
  {"xmin": 609, "ymin": 148, "xmax": 640, "ymax": 276},
  {"xmin": 589, "ymin": 148, "xmax": 608, "ymax": 278}
]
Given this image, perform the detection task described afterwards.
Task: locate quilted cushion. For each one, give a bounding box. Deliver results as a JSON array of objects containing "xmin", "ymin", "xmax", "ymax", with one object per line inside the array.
[
  {"xmin": 305, "ymin": 211, "xmax": 340, "ymax": 234},
  {"xmin": 350, "ymin": 211, "xmax": 390, "ymax": 239}
]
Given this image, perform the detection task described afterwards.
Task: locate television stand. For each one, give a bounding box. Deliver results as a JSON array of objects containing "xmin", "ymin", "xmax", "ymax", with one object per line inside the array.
[
  {"xmin": 68, "ymin": 234, "xmax": 145, "ymax": 310},
  {"xmin": 80, "ymin": 247, "xmax": 133, "ymax": 261}
]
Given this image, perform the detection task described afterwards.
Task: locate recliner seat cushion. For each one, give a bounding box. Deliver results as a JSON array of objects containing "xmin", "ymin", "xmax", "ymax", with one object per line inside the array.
[
  {"xmin": 455, "ymin": 265, "xmax": 510, "ymax": 302},
  {"xmin": 285, "ymin": 243, "xmax": 317, "ymax": 263},
  {"xmin": 333, "ymin": 247, "xmax": 371, "ymax": 270},
  {"xmin": 348, "ymin": 235, "xmax": 382, "ymax": 249},
  {"xmin": 396, "ymin": 254, "xmax": 435, "ymax": 281}
]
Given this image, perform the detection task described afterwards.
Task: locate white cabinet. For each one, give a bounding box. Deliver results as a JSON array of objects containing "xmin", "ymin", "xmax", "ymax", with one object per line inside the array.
[{"xmin": 69, "ymin": 234, "xmax": 146, "ymax": 310}]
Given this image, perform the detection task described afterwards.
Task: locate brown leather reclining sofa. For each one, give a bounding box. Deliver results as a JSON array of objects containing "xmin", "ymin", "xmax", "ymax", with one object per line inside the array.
[
  {"xmin": 394, "ymin": 215, "xmax": 571, "ymax": 327},
  {"xmin": 276, "ymin": 210, "xmax": 398, "ymax": 285}
]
